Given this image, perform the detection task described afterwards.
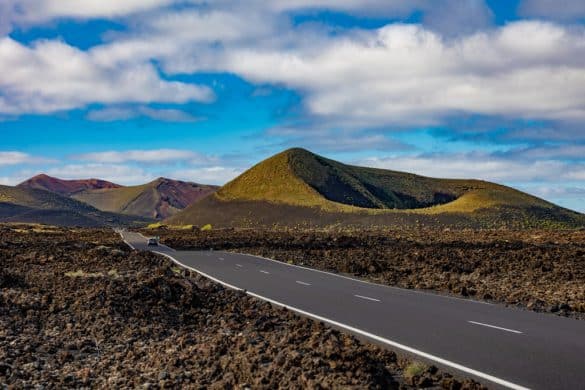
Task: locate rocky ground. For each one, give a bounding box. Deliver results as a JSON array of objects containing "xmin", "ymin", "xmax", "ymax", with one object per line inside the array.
[
  {"xmin": 1, "ymin": 224, "xmax": 484, "ymax": 389},
  {"xmin": 153, "ymin": 228, "xmax": 585, "ymax": 319}
]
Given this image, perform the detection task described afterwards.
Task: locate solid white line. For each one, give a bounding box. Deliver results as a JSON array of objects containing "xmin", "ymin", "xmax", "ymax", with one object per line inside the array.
[
  {"xmin": 146, "ymin": 249, "xmax": 530, "ymax": 390},
  {"xmin": 122, "ymin": 239, "xmax": 135, "ymax": 250},
  {"xmin": 296, "ymin": 281, "xmax": 311, "ymax": 286},
  {"xmin": 260, "ymin": 270, "xmax": 270, "ymax": 274},
  {"xmin": 117, "ymin": 232, "xmax": 136, "ymax": 250},
  {"xmin": 354, "ymin": 294, "xmax": 381, "ymax": 302},
  {"xmin": 468, "ymin": 321, "xmax": 523, "ymax": 334}
]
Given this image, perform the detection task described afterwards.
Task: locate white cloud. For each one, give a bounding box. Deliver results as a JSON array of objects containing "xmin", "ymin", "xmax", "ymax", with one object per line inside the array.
[
  {"xmin": 0, "ymin": 151, "xmax": 52, "ymax": 166},
  {"xmin": 0, "ymin": 37, "xmax": 214, "ymax": 115},
  {"xmin": 171, "ymin": 166, "xmax": 242, "ymax": 185},
  {"xmin": 2, "ymin": 3, "xmax": 584, "ymax": 130},
  {"xmin": 0, "ymin": 176, "xmax": 18, "ymax": 185},
  {"xmin": 46, "ymin": 164, "xmax": 153, "ymax": 185},
  {"xmin": 104, "ymin": 13, "xmax": 583, "ymax": 129},
  {"xmin": 564, "ymin": 170, "xmax": 585, "ymax": 181},
  {"xmin": 213, "ymin": 22, "xmax": 585, "ymax": 127},
  {"xmin": 357, "ymin": 153, "xmax": 585, "ymax": 183},
  {"xmin": 87, "ymin": 106, "xmax": 200, "ymax": 122},
  {"xmin": 73, "ymin": 149, "xmax": 216, "ymax": 164},
  {"xmin": 266, "ymin": 126, "xmax": 411, "ymax": 152},
  {"xmin": 0, "ymin": 0, "xmax": 174, "ymax": 28},
  {"xmin": 506, "ymin": 144, "xmax": 585, "ymax": 160}
]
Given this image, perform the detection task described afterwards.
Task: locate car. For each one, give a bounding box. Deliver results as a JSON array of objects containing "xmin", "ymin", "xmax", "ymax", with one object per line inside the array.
[{"xmin": 147, "ymin": 237, "xmax": 159, "ymax": 246}]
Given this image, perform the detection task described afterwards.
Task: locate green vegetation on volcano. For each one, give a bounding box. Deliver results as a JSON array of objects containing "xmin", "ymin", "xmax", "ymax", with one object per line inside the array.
[
  {"xmin": 170, "ymin": 148, "xmax": 584, "ymax": 228},
  {"xmin": 217, "ymin": 148, "xmax": 561, "ymax": 213}
]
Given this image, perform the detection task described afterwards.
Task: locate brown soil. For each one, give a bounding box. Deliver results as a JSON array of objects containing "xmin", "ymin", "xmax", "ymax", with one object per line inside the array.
[
  {"xmin": 1, "ymin": 224, "xmax": 484, "ymax": 389},
  {"xmin": 153, "ymin": 228, "xmax": 585, "ymax": 319}
]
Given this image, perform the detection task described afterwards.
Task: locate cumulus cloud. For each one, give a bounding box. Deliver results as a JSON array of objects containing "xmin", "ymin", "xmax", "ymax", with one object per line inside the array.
[
  {"xmin": 214, "ymin": 22, "xmax": 585, "ymax": 128},
  {"xmin": 265, "ymin": 126, "xmax": 412, "ymax": 152},
  {"xmin": 0, "ymin": 0, "xmax": 174, "ymax": 29},
  {"xmin": 45, "ymin": 163, "xmax": 154, "ymax": 184},
  {"xmin": 73, "ymin": 149, "xmax": 217, "ymax": 164},
  {"xmin": 0, "ymin": 151, "xmax": 53, "ymax": 166},
  {"xmin": 357, "ymin": 153, "xmax": 585, "ymax": 183},
  {"xmin": 170, "ymin": 166, "xmax": 242, "ymax": 185},
  {"xmin": 86, "ymin": 106, "xmax": 200, "ymax": 122},
  {"xmin": 3, "ymin": 3, "xmax": 584, "ymax": 130},
  {"xmin": 0, "ymin": 37, "xmax": 214, "ymax": 115},
  {"xmin": 501, "ymin": 144, "xmax": 585, "ymax": 160}
]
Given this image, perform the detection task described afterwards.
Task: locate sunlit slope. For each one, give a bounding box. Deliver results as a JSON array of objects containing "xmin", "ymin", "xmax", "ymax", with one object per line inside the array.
[
  {"xmin": 168, "ymin": 148, "xmax": 584, "ymax": 228},
  {"xmin": 73, "ymin": 178, "xmax": 218, "ymax": 219},
  {"xmin": 0, "ymin": 185, "xmax": 150, "ymax": 227}
]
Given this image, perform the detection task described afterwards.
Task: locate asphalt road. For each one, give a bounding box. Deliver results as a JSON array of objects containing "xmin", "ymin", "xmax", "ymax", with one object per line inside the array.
[{"xmin": 120, "ymin": 230, "xmax": 585, "ymax": 390}]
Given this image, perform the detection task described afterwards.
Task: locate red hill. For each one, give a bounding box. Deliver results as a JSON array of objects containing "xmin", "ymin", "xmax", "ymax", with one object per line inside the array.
[{"xmin": 17, "ymin": 174, "xmax": 122, "ymax": 196}]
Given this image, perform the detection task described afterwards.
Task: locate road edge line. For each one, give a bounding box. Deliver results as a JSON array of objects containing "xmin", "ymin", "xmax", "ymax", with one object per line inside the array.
[{"xmin": 150, "ymin": 249, "xmax": 530, "ymax": 390}]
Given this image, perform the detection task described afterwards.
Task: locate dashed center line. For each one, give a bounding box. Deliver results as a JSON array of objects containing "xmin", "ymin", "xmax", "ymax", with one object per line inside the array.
[
  {"xmin": 468, "ymin": 321, "xmax": 523, "ymax": 334},
  {"xmin": 260, "ymin": 270, "xmax": 270, "ymax": 274},
  {"xmin": 296, "ymin": 281, "xmax": 311, "ymax": 286},
  {"xmin": 235, "ymin": 264, "xmax": 243, "ymax": 268},
  {"xmin": 354, "ymin": 294, "xmax": 381, "ymax": 302}
]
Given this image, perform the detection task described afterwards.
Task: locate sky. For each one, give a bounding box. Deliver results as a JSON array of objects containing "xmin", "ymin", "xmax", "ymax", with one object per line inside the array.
[{"xmin": 0, "ymin": 0, "xmax": 584, "ymax": 212}]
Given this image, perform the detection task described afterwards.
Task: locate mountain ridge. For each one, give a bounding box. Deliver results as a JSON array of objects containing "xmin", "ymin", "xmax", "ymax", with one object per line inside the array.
[
  {"xmin": 0, "ymin": 185, "xmax": 150, "ymax": 227},
  {"xmin": 168, "ymin": 148, "xmax": 584, "ymax": 228},
  {"xmin": 17, "ymin": 174, "xmax": 122, "ymax": 196},
  {"xmin": 72, "ymin": 177, "xmax": 219, "ymax": 220}
]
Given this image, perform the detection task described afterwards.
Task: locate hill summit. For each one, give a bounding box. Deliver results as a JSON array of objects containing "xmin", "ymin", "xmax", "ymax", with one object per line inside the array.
[
  {"xmin": 18, "ymin": 174, "xmax": 122, "ymax": 196},
  {"xmin": 168, "ymin": 148, "xmax": 584, "ymax": 228},
  {"xmin": 72, "ymin": 177, "xmax": 218, "ymax": 220}
]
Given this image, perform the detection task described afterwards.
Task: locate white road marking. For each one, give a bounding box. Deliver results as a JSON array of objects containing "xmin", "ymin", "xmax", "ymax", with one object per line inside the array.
[
  {"xmin": 236, "ymin": 264, "xmax": 243, "ymax": 268},
  {"xmin": 149, "ymin": 249, "xmax": 530, "ymax": 390},
  {"xmin": 468, "ymin": 321, "xmax": 523, "ymax": 334},
  {"xmin": 116, "ymin": 231, "xmax": 136, "ymax": 250},
  {"xmin": 218, "ymin": 257, "xmax": 224, "ymax": 261},
  {"xmin": 296, "ymin": 281, "xmax": 311, "ymax": 286},
  {"xmin": 354, "ymin": 294, "xmax": 381, "ymax": 302},
  {"xmin": 236, "ymin": 252, "xmax": 491, "ymax": 305},
  {"xmin": 260, "ymin": 270, "xmax": 270, "ymax": 274},
  {"xmin": 123, "ymin": 233, "xmax": 530, "ymax": 390}
]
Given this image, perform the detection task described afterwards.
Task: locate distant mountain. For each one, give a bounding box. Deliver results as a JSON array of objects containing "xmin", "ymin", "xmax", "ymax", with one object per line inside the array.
[
  {"xmin": 0, "ymin": 185, "xmax": 151, "ymax": 227},
  {"xmin": 18, "ymin": 174, "xmax": 122, "ymax": 196},
  {"xmin": 167, "ymin": 148, "xmax": 585, "ymax": 229},
  {"xmin": 72, "ymin": 178, "xmax": 218, "ymax": 220}
]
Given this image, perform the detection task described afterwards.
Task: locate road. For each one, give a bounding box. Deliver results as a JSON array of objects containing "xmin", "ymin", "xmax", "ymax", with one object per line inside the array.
[{"xmin": 120, "ymin": 230, "xmax": 585, "ymax": 390}]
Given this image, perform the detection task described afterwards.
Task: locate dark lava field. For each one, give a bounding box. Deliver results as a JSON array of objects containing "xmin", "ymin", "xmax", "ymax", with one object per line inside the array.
[{"xmin": 1, "ymin": 225, "xmax": 485, "ymax": 389}]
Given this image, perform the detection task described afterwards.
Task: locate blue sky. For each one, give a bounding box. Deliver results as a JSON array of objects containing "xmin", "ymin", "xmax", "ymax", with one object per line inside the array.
[{"xmin": 0, "ymin": 0, "xmax": 584, "ymax": 212}]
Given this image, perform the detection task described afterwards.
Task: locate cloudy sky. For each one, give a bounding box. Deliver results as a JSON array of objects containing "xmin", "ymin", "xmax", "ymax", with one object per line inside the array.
[{"xmin": 0, "ymin": 0, "xmax": 584, "ymax": 211}]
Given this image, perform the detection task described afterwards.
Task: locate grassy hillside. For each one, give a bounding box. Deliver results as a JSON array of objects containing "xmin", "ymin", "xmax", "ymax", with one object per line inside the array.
[
  {"xmin": 0, "ymin": 185, "xmax": 151, "ymax": 227},
  {"xmin": 73, "ymin": 178, "xmax": 218, "ymax": 219},
  {"xmin": 168, "ymin": 148, "xmax": 584, "ymax": 229}
]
